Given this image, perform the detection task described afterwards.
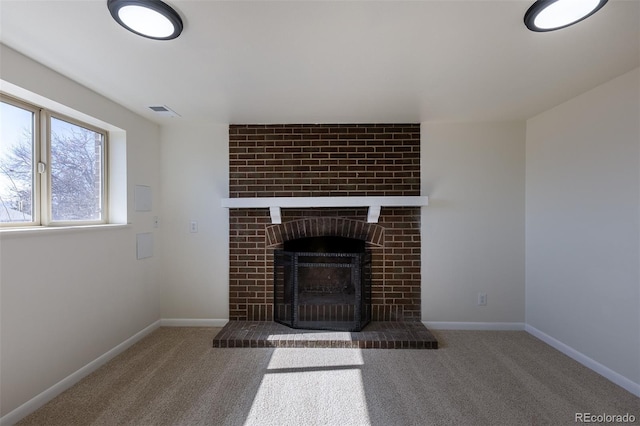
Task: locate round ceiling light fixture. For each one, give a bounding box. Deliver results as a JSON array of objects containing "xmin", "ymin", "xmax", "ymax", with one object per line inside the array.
[
  {"xmin": 107, "ymin": 0, "xmax": 183, "ymax": 40},
  {"xmin": 524, "ymin": 0, "xmax": 608, "ymax": 32}
]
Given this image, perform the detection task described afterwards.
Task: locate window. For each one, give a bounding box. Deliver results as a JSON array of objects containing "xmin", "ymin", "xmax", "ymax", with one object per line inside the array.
[{"xmin": 0, "ymin": 95, "xmax": 107, "ymax": 226}]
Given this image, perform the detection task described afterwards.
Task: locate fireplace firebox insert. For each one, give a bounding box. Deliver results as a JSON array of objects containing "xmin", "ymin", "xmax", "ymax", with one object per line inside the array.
[{"xmin": 274, "ymin": 236, "xmax": 372, "ymax": 332}]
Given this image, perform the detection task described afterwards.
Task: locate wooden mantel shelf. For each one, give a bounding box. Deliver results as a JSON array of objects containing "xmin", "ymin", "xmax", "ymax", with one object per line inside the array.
[{"xmin": 220, "ymin": 196, "xmax": 429, "ymax": 224}]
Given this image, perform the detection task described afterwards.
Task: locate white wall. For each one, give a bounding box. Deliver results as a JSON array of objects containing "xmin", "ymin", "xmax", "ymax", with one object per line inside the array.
[
  {"xmin": 159, "ymin": 123, "xmax": 229, "ymax": 321},
  {"xmin": 421, "ymin": 121, "xmax": 526, "ymax": 325},
  {"xmin": 0, "ymin": 45, "xmax": 162, "ymax": 417},
  {"xmin": 526, "ymin": 68, "xmax": 640, "ymax": 385}
]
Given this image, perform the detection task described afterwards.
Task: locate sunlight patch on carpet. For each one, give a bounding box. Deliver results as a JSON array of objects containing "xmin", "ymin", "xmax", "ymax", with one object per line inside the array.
[{"xmin": 244, "ymin": 348, "xmax": 371, "ymax": 426}]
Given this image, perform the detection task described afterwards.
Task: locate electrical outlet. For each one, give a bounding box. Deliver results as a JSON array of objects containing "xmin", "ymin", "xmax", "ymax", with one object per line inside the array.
[
  {"xmin": 478, "ymin": 292, "xmax": 487, "ymax": 306},
  {"xmin": 190, "ymin": 220, "xmax": 198, "ymax": 233}
]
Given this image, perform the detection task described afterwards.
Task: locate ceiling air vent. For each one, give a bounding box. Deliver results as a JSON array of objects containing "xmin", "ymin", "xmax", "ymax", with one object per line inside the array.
[{"xmin": 147, "ymin": 105, "xmax": 180, "ymax": 117}]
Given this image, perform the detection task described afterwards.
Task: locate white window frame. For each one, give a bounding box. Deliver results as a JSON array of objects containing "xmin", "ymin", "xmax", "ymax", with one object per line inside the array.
[{"xmin": 1, "ymin": 93, "xmax": 109, "ymax": 227}]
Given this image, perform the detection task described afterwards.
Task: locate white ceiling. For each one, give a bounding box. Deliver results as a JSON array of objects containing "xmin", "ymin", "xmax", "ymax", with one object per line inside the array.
[{"xmin": 1, "ymin": 0, "xmax": 638, "ymax": 125}]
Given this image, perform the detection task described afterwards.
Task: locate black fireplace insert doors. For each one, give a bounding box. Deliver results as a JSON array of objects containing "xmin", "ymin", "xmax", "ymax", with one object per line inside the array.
[{"xmin": 274, "ymin": 236, "xmax": 372, "ymax": 332}]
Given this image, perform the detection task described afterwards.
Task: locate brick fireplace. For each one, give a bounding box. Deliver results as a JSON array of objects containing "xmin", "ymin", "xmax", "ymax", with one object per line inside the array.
[{"xmin": 228, "ymin": 124, "xmax": 421, "ymax": 323}]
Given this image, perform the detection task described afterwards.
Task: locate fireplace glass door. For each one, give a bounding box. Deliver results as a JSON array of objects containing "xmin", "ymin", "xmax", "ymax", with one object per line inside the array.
[{"xmin": 274, "ymin": 237, "xmax": 371, "ymax": 331}]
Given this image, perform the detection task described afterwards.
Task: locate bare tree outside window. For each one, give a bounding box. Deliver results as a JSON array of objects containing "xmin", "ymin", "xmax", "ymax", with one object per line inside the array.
[
  {"xmin": 0, "ymin": 101, "xmax": 34, "ymax": 223},
  {"xmin": 50, "ymin": 117, "xmax": 104, "ymax": 222}
]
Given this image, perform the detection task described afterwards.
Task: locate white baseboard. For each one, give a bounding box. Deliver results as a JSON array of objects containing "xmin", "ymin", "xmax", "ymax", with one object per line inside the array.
[
  {"xmin": 159, "ymin": 318, "xmax": 229, "ymax": 327},
  {"xmin": 525, "ymin": 324, "xmax": 640, "ymax": 398},
  {"xmin": 0, "ymin": 320, "xmax": 161, "ymax": 426},
  {"xmin": 423, "ymin": 321, "xmax": 525, "ymax": 331}
]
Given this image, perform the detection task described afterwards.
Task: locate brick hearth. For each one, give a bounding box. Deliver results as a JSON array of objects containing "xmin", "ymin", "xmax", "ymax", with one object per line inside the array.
[{"xmin": 212, "ymin": 321, "xmax": 438, "ymax": 349}]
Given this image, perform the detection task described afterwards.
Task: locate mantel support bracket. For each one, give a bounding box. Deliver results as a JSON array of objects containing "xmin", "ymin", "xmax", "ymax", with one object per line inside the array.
[
  {"xmin": 367, "ymin": 206, "xmax": 381, "ymax": 223},
  {"xmin": 269, "ymin": 206, "xmax": 282, "ymax": 224}
]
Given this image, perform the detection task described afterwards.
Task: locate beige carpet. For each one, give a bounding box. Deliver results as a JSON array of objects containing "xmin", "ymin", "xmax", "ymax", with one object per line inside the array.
[{"xmin": 18, "ymin": 327, "xmax": 639, "ymax": 426}]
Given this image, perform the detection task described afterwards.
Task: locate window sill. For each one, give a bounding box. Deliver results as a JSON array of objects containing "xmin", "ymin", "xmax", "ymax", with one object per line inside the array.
[{"xmin": 0, "ymin": 223, "xmax": 130, "ymax": 239}]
